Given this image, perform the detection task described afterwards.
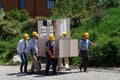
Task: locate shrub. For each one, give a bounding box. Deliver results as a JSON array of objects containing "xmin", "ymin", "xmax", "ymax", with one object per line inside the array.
[
  {"xmin": 89, "ymin": 46, "xmax": 104, "ymax": 67},
  {"xmin": 0, "ymin": 41, "xmax": 9, "ymax": 54},
  {"xmin": 0, "ymin": 41, "xmax": 10, "ymax": 61},
  {"xmin": 102, "ymin": 0, "xmax": 120, "ymax": 8},
  {"xmin": 101, "ymin": 38, "xmax": 120, "ymax": 66},
  {"xmin": 0, "ymin": 20, "xmax": 21, "ymax": 40},
  {"xmin": 6, "ymin": 9, "xmax": 29, "ymax": 22},
  {"xmin": 21, "ymin": 19, "xmax": 37, "ymax": 33},
  {"xmin": 0, "ymin": 8, "xmax": 6, "ymax": 21},
  {"xmin": 70, "ymin": 57, "xmax": 81, "ymax": 66}
]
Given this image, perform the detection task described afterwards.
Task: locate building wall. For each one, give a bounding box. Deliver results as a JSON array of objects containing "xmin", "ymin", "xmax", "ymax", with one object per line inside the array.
[
  {"xmin": 25, "ymin": 0, "xmax": 35, "ymax": 16},
  {"xmin": 2, "ymin": 0, "xmax": 19, "ymax": 11},
  {"xmin": 0, "ymin": 0, "xmax": 54, "ymax": 17},
  {"xmin": 36, "ymin": 0, "xmax": 52, "ymax": 16}
]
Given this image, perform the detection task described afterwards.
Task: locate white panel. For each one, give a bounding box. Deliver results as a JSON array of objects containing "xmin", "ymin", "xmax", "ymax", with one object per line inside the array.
[
  {"xmin": 38, "ymin": 38, "xmax": 48, "ymax": 57},
  {"xmin": 70, "ymin": 39, "xmax": 78, "ymax": 57},
  {"xmin": 54, "ymin": 39, "xmax": 59, "ymax": 57},
  {"xmin": 59, "ymin": 39, "xmax": 70, "ymax": 57}
]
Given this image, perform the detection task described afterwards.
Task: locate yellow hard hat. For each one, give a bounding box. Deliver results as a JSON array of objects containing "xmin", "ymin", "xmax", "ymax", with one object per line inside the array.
[
  {"xmin": 32, "ymin": 31, "xmax": 38, "ymax": 36},
  {"xmin": 49, "ymin": 35, "xmax": 55, "ymax": 41},
  {"xmin": 36, "ymin": 34, "xmax": 39, "ymax": 38},
  {"xmin": 62, "ymin": 31, "xmax": 67, "ymax": 36},
  {"xmin": 23, "ymin": 34, "xmax": 29, "ymax": 40},
  {"xmin": 83, "ymin": 32, "xmax": 89, "ymax": 38}
]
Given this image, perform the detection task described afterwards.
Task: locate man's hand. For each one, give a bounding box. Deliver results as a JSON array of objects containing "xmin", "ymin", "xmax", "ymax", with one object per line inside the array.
[
  {"xmin": 50, "ymin": 54, "xmax": 55, "ymax": 59},
  {"xmin": 36, "ymin": 53, "xmax": 39, "ymax": 57},
  {"xmin": 78, "ymin": 48, "xmax": 80, "ymax": 56}
]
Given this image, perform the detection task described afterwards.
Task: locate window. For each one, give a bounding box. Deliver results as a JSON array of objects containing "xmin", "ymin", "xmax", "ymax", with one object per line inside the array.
[
  {"xmin": 0, "ymin": 2, "xmax": 3, "ymax": 9},
  {"xmin": 47, "ymin": 0, "xmax": 54, "ymax": 9},
  {"xmin": 20, "ymin": 0, "xmax": 25, "ymax": 9}
]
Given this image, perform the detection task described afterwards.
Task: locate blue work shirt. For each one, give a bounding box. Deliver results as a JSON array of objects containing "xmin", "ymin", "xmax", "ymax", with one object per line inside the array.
[
  {"xmin": 17, "ymin": 39, "xmax": 29, "ymax": 55},
  {"xmin": 29, "ymin": 38, "xmax": 38, "ymax": 54},
  {"xmin": 79, "ymin": 39, "xmax": 93, "ymax": 51},
  {"xmin": 46, "ymin": 40, "xmax": 55, "ymax": 55}
]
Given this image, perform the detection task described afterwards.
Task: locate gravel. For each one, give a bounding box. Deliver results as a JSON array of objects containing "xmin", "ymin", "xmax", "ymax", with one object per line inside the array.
[{"xmin": 0, "ymin": 65, "xmax": 120, "ymax": 80}]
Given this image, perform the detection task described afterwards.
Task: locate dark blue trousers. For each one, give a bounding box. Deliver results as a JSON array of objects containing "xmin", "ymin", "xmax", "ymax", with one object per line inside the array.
[
  {"xmin": 79, "ymin": 50, "xmax": 89, "ymax": 72},
  {"xmin": 45, "ymin": 53, "xmax": 57, "ymax": 75},
  {"xmin": 20, "ymin": 53, "xmax": 28, "ymax": 73}
]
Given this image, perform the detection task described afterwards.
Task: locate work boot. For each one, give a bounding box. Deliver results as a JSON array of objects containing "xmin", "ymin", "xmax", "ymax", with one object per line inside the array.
[
  {"xmin": 20, "ymin": 69, "xmax": 23, "ymax": 73},
  {"xmin": 24, "ymin": 70, "xmax": 28, "ymax": 73},
  {"xmin": 84, "ymin": 67, "xmax": 87, "ymax": 72},
  {"xmin": 53, "ymin": 72, "xmax": 57, "ymax": 75},
  {"xmin": 79, "ymin": 66, "xmax": 82, "ymax": 71}
]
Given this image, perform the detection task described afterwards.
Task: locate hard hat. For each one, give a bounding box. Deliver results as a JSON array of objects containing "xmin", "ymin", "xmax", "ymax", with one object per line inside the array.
[
  {"xmin": 49, "ymin": 35, "xmax": 55, "ymax": 41},
  {"xmin": 32, "ymin": 31, "xmax": 38, "ymax": 36},
  {"xmin": 83, "ymin": 32, "xmax": 89, "ymax": 38},
  {"xmin": 62, "ymin": 31, "xmax": 67, "ymax": 36},
  {"xmin": 23, "ymin": 34, "xmax": 29, "ymax": 40},
  {"xmin": 36, "ymin": 34, "xmax": 39, "ymax": 38}
]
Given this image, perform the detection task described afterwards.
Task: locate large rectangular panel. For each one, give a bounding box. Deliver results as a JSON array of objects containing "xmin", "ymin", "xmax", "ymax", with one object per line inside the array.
[
  {"xmin": 38, "ymin": 38, "xmax": 48, "ymax": 57},
  {"xmin": 70, "ymin": 39, "xmax": 78, "ymax": 57},
  {"xmin": 59, "ymin": 39, "xmax": 70, "ymax": 57}
]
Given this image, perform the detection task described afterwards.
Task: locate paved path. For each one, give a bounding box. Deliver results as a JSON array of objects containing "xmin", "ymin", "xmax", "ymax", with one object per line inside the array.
[{"xmin": 0, "ymin": 65, "xmax": 120, "ymax": 80}]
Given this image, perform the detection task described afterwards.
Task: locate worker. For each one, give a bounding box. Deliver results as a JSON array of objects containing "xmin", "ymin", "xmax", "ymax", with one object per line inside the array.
[
  {"xmin": 29, "ymin": 31, "xmax": 41, "ymax": 72},
  {"xmin": 45, "ymin": 35, "xmax": 57, "ymax": 75},
  {"xmin": 58, "ymin": 32, "xmax": 70, "ymax": 70},
  {"xmin": 78, "ymin": 32, "xmax": 97, "ymax": 72},
  {"xmin": 17, "ymin": 33, "xmax": 29, "ymax": 73}
]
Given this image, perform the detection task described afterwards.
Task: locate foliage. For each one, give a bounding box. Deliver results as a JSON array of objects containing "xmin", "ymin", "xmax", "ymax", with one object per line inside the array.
[
  {"xmin": 70, "ymin": 7, "xmax": 120, "ymax": 67},
  {"xmin": 52, "ymin": 0, "xmax": 120, "ymax": 27},
  {"xmin": 35, "ymin": 16, "xmax": 47, "ymax": 20},
  {"xmin": 21, "ymin": 19, "xmax": 37, "ymax": 34},
  {"xmin": 0, "ymin": 20, "xmax": 21, "ymax": 40},
  {"xmin": 6, "ymin": 9, "xmax": 29, "ymax": 22},
  {"xmin": 0, "ymin": 8, "xmax": 6, "ymax": 21},
  {"xmin": 52, "ymin": 0, "xmax": 92, "ymax": 27},
  {"xmin": 101, "ymin": 0, "xmax": 120, "ymax": 8},
  {"xmin": 101, "ymin": 38, "xmax": 120, "ymax": 66},
  {"xmin": 0, "ymin": 40, "xmax": 10, "ymax": 61}
]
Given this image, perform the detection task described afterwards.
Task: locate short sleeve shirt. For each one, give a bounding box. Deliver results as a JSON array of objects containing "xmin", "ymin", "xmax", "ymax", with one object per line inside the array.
[
  {"xmin": 79, "ymin": 39, "xmax": 93, "ymax": 51},
  {"xmin": 46, "ymin": 40, "xmax": 55, "ymax": 54}
]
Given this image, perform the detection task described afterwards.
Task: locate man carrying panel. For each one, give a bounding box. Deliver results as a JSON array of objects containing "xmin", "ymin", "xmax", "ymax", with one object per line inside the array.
[
  {"xmin": 29, "ymin": 31, "xmax": 41, "ymax": 72},
  {"xmin": 58, "ymin": 32, "xmax": 70, "ymax": 70}
]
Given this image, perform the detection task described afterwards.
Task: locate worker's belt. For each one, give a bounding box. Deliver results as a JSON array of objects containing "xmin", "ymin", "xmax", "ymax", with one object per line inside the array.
[{"xmin": 81, "ymin": 50, "xmax": 88, "ymax": 53}]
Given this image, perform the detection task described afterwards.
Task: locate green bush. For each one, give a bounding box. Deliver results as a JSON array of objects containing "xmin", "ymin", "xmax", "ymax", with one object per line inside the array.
[
  {"xmin": 70, "ymin": 57, "xmax": 81, "ymax": 66},
  {"xmin": 21, "ymin": 19, "xmax": 37, "ymax": 33},
  {"xmin": 0, "ymin": 20, "xmax": 21, "ymax": 40},
  {"xmin": 6, "ymin": 9, "xmax": 29, "ymax": 22},
  {"xmin": 101, "ymin": 38, "xmax": 120, "ymax": 66},
  {"xmin": 0, "ymin": 34, "xmax": 23, "ymax": 63},
  {"xmin": 89, "ymin": 45, "xmax": 104, "ymax": 67},
  {"xmin": 0, "ymin": 41, "xmax": 10, "ymax": 60},
  {"xmin": 102, "ymin": 0, "xmax": 120, "ymax": 8},
  {"xmin": 0, "ymin": 8, "xmax": 6, "ymax": 21},
  {"xmin": 0, "ymin": 41, "xmax": 9, "ymax": 54}
]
